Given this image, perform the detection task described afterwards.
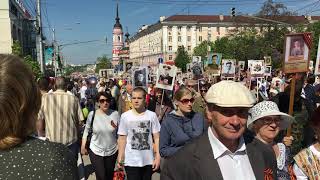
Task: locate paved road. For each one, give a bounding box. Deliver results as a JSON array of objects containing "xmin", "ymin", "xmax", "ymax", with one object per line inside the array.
[{"xmin": 81, "ymin": 155, "xmax": 160, "ymax": 180}]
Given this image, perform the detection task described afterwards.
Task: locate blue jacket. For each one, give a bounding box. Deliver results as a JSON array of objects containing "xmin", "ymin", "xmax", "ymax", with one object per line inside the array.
[{"xmin": 160, "ymin": 111, "xmax": 207, "ymax": 158}]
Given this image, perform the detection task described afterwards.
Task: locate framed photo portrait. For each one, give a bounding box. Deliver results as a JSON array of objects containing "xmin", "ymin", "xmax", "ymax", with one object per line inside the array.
[
  {"xmin": 238, "ymin": 61, "xmax": 245, "ymax": 71},
  {"xmin": 99, "ymin": 69, "xmax": 108, "ymax": 78},
  {"xmin": 250, "ymin": 60, "xmax": 265, "ymax": 77},
  {"xmin": 125, "ymin": 62, "xmax": 133, "ymax": 72},
  {"xmin": 106, "ymin": 69, "xmax": 114, "ymax": 78},
  {"xmin": 315, "ymin": 37, "xmax": 320, "ymax": 75},
  {"xmin": 284, "ymin": 33, "xmax": 310, "ymax": 73},
  {"xmin": 133, "ymin": 67, "xmax": 148, "ymax": 88},
  {"xmin": 264, "ymin": 66, "xmax": 272, "ymax": 76},
  {"xmin": 192, "ymin": 56, "xmax": 201, "ymax": 64},
  {"xmin": 221, "ymin": 59, "xmax": 236, "ymax": 77},
  {"xmin": 264, "ymin": 56, "xmax": 272, "ymax": 66},
  {"xmin": 186, "ymin": 63, "xmax": 192, "ymax": 73},
  {"xmin": 156, "ymin": 64, "xmax": 177, "ymax": 90},
  {"xmin": 207, "ymin": 53, "xmax": 222, "ymax": 66}
]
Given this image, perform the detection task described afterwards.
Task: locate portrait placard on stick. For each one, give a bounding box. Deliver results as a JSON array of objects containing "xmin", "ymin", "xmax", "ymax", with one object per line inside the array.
[
  {"xmin": 156, "ymin": 64, "xmax": 177, "ymax": 91},
  {"xmin": 265, "ymin": 66, "xmax": 272, "ymax": 76},
  {"xmin": 238, "ymin": 61, "xmax": 245, "ymax": 71},
  {"xmin": 106, "ymin": 69, "xmax": 114, "ymax": 78},
  {"xmin": 284, "ymin": 33, "xmax": 311, "ymax": 73},
  {"xmin": 264, "ymin": 56, "xmax": 272, "ymax": 66},
  {"xmin": 315, "ymin": 37, "xmax": 320, "ymax": 75},
  {"xmin": 221, "ymin": 59, "xmax": 236, "ymax": 77},
  {"xmin": 132, "ymin": 67, "xmax": 148, "ymax": 88},
  {"xmin": 250, "ymin": 60, "xmax": 265, "ymax": 77}
]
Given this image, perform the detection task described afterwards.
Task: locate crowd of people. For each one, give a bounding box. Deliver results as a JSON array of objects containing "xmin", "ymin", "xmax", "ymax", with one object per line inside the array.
[{"xmin": 1, "ymin": 54, "xmax": 320, "ymax": 180}]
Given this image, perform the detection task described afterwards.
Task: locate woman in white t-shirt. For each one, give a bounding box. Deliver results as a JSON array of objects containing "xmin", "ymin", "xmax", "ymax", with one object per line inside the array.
[
  {"xmin": 81, "ymin": 92, "xmax": 120, "ymax": 180},
  {"xmin": 293, "ymin": 106, "xmax": 320, "ymax": 179}
]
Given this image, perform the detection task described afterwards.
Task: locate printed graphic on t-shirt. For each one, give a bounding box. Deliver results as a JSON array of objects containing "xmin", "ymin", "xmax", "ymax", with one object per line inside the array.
[{"xmin": 131, "ymin": 121, "xmax": 151, "ymax": 150}]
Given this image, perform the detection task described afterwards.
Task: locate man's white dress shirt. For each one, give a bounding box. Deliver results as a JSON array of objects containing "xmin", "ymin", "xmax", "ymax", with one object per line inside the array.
[{"xmin": 208, "ymin": 127, "xmax": 256, "ymax": 180}]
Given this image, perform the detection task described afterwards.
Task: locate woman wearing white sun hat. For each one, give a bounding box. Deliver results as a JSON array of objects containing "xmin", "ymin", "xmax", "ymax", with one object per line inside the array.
[{"xmin": 247, "ymin": 101, "xmax": 295, "ymax": 180}]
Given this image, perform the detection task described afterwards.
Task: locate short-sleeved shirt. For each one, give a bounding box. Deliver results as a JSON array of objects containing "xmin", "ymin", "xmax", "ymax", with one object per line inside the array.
[
  {"xmin": 118, "ymin": 110, "xmax": 161, "ymax": 167},
  {"xmin": 0, "ymin": 137, "xmax": 78, "ymax": 179},
  {"xmin": 38, "ymin": 90, "xmax": 84, "ymax": 145}
]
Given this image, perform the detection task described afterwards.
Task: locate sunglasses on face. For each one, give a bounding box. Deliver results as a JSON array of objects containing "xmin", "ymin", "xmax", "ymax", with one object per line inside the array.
[
  {"xmin": 200, "ymin": 89, "xmax": 207, "ymax": 92},
  {"xmin": 217, "ymin": 107, "xmax": 250, "ymax": 119},
  {"xmin": 99, "ymin": 99, "xmax": 109, "ymax": 104},
  {"xmin": 180, "ymin": 98, "xmax": 195, "ymax": 104}
]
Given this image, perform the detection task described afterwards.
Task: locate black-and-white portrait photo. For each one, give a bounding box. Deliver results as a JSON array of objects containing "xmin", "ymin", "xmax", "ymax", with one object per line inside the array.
[
  {"xmin": 156, "ymin": 64, "xmax": 177, "ymax": 90},
  {"xmin": 133, "ymin": 67, "xmax": 148, "ymax": 88},
  {"xmin": 125, "ymin": 62, "xmax": 133, "ymax": 72}
]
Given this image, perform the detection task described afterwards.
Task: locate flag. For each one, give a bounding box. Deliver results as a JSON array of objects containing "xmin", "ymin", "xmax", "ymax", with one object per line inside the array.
[{"xmin": 303, "ymin": 32, "xmax": 312, "ymax": 49}]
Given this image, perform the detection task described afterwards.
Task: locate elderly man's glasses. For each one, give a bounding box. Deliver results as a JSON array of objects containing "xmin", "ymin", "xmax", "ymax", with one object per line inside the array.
[{"xmin": 180, "ymin": 98, "xmax": 195, "ymax": 104}]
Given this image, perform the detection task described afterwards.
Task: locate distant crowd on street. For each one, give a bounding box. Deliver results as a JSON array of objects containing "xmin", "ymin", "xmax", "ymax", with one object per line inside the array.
[{"xmin": 1, "ymin": 54, "xmax": 320, "ymax": 180}]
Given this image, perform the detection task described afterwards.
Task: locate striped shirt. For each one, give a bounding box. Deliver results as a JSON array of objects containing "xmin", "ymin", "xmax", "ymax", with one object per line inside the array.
[{"xmin": 38, "ymin": 90, "xmax": 84, "ymax": 145}]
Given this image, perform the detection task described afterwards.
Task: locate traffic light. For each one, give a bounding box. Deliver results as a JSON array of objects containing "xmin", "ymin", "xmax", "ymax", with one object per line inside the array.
[{"xmin": 231, "ymin": 7, "xmax": 236, "ymax": 17}]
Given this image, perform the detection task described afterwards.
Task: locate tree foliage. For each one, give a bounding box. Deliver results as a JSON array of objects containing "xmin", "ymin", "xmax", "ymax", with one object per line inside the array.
[
  {"xmin": 11, "ymin": 40, "xmax": 43, "ymax": 79},
  {"xmin": 95, "ymin": 55, "xmax": 113, "ymax": 73},
  {"xmin": 193, "ymin": 40, "xmax": 214, "ymax": 58},
  {"xmin": 175, "ymin": 46, "xmax": 190, "ymax": 72},
  {"xmin": 257, "ymin": 0, "xmax": 296, "ymax": 16}
]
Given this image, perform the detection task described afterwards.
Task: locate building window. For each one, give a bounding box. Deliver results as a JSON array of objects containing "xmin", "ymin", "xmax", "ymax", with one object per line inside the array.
[
  {"xmin": 169, "ymin": 32, "xmax": 171, "ymax": 35},
  {"xmin": 199, "ymin": 36, "xmax": 202, "ymax": 42},
  {"xmin": 198, "ymin": 27, "xmax": 202, "ymax": 32},
  {"xmin": 217, "ymin": 27, "xmax": 220, "ymax": 35},
  {"xmin": 169, "ymin": 55, "xmax": 173, "ymax": 60},
  {"xmin": 187, "ymin": 36, "xmax": 191, "ymax": 42},
  {"xmin": 169, "ymin": 36, "xmax": 172, "ymax": 42},
  {"xmin": 187, "ymin": 26, "xmax": 191, "ymax": 31},
  {"xmin": 188, "ymin": 46, "xmax": 191, "ymax": 51},
  {"xmin": 178, "ymin": 26, "xmax": 182, "ymax": 31},
  {"xmin": 178, "ymin": 36, "xmax": 181, "ymax": 42},
  {"xmin": 169, "ymin": 46, "xmax": 172, "ymax": 51}
]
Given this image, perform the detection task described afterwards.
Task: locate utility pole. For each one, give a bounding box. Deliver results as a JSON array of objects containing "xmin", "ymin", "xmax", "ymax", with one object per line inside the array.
[
  {"xmin": 36, "ymin": 0, "xmax": 45, "ymax": 73},
  {"xmin": 52, "ymin": 28, "xmax": 57, "ymax": 77}
]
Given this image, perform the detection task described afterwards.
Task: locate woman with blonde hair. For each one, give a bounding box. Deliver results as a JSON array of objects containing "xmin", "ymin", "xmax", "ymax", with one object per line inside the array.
[
  {"xmin": 160, "ymin": 86, "xmax": 207, "ymax": 158},
  {"xmin": 0, "ymin": 55, "xmax": 78, "ymax": 179}
]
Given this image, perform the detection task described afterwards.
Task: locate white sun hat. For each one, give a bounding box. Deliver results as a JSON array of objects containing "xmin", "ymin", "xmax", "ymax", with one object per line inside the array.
[{"xmin": 247, "ymin": 101, "xmax": 294, "ymax": 130}]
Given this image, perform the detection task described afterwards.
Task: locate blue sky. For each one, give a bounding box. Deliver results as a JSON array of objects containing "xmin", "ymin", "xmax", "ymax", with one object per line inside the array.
[{"xmin": 25, "ymin": 0, "xmax": 319, "ymax": 64}]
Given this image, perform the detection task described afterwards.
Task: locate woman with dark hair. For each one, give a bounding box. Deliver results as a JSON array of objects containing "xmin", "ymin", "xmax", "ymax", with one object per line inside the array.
[
  {"xmin": 81, "ymin": 92, "xmax": 120, "ymax": 180},
  {"xmin": 151, "ymin": 88, "xmax": 174, "ymax": 122},
  {"xmin": 293, "ymin": 106, "xmax": 320, "ymax": 179},
  {"xmin": 160, "ymin": 86, "xmax": 207, "ymax": 158},
  {"xmin": 0, "ymin": 55, "xmax": 78, "ymax": 179}
]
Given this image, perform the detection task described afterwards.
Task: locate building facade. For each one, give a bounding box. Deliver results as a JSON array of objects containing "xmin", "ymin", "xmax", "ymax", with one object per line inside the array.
[
  {"xmin": 129, "ymin": 15, "xmax": 320, "ymax": 66},
  {"xmin": 0, "ymin": 0, "xmax": 36, "ymax": 58},
  {"xmin": 112, "ymin": 3, "xmax": 124, "ymax": 66}
]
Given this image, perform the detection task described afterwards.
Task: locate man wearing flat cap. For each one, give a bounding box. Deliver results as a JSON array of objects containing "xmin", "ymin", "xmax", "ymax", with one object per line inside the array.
[{"xmin": 161, "ymin": 81, "xmax": 277, "ymax": 180}]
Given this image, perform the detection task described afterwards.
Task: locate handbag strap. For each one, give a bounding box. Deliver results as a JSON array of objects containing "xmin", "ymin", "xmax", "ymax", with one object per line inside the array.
[{"xmin": 90, "ymin": 110, "xmax": 96, "ymax": 129}]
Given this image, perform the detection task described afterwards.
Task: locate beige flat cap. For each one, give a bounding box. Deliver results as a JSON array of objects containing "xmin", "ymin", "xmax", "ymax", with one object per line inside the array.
[{"xmin": 205, "ymin": 80, "xmax": 256, "ymax": 107}]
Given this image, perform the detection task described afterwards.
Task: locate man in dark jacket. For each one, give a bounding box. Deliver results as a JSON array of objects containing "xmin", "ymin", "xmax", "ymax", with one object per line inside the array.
[{"xmin": 161, "ymin": 81, "xmax": 277, "ymax": 180}]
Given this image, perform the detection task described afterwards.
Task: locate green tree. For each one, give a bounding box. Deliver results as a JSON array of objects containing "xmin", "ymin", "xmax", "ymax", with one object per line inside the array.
[
  {"xmin": 11, "ymin": 40, "xmax": 43, "ymax": 79},
  {"xmin": 258, "ymin": 0, "xmax": 296, "ymax": 16},
  {"xmin": 24, "ymin": 55, "xmax": 42, "ymax": 79},
  {"xmin": 12, "ymin": 40, "xmax": 22, "ymax": 57},
  {"xmin": 95, "ymin": 55, "xmax": 112, "ymax": 73},
  {"xmin": 174, "ymin": 46, "xmax": 190, "ymax": 72},
  {"xmin": 193, "ymin": 40, "xmax": 214, "ymax": 58}
]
